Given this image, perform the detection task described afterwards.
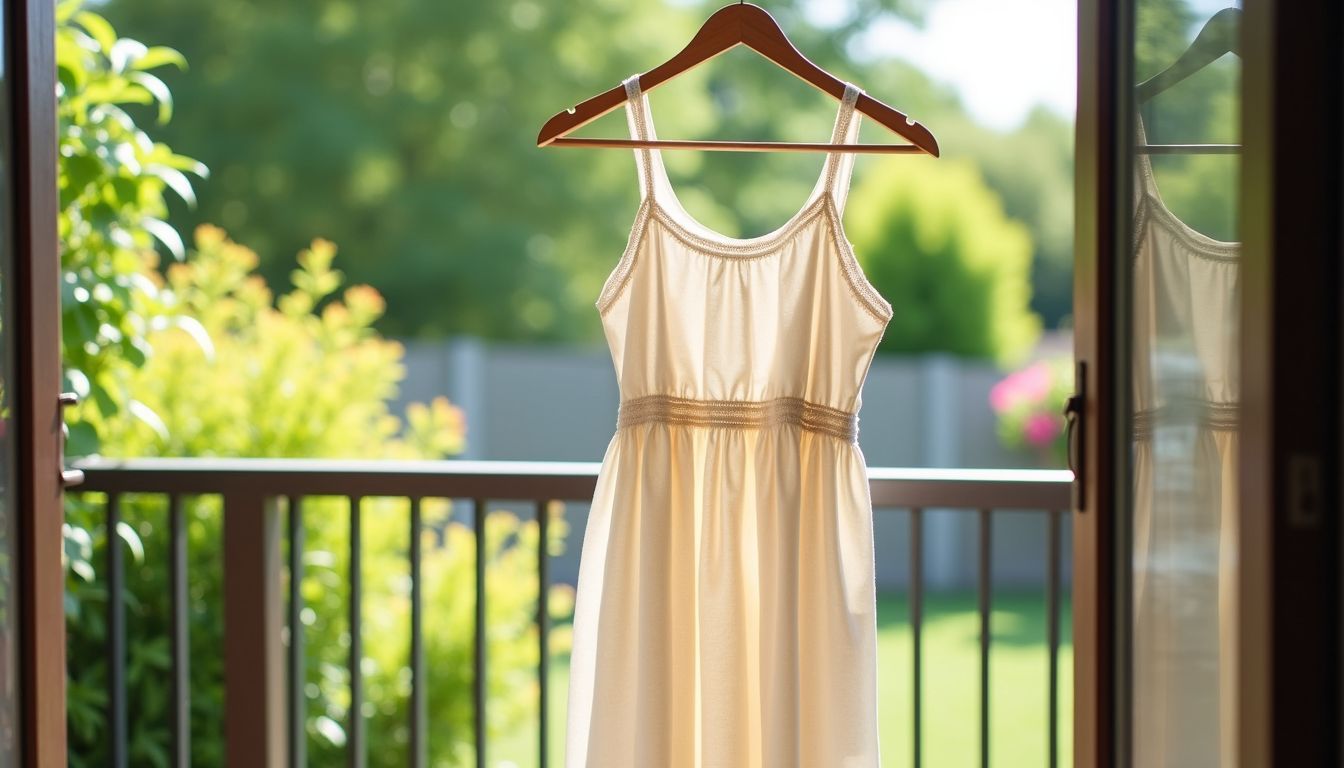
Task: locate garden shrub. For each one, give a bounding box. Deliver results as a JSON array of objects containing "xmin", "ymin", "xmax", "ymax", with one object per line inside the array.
[
  {"xmin": 69, "ymin": 228, "xmax": 574, "ymax": 768},
  {"xmin": 846, "ymin": 157, "xmax": 1041, "ymax": 365}
]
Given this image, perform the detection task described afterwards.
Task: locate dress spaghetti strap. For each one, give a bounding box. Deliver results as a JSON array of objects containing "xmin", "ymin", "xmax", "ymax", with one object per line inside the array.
[
  {"xmin": 622, "ymin": 76, "xmax": 658, "ymax": 201},
  {"xmin": 824, "ymin": 83, "xmax": 863, "ymax": 213}
]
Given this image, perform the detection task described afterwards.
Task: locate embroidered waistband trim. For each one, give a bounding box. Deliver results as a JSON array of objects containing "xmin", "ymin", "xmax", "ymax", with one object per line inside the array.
[
  {"xmin": 617, "ymin": 394, "xmax": 859, "ymax": 442},
  {"xmin": 1132, "ymin": 401, "xmax": 1239, "ymax": 441}
]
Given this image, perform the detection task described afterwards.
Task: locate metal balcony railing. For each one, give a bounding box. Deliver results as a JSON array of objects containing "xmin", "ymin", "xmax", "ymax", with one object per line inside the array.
[{"xmin": 72, "ymin": 458, "xmax": 1072, "ymax": 768}]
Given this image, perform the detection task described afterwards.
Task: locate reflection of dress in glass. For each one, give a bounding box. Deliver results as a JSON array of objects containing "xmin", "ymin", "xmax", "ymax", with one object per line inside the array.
[
  {"xmin": 564, "ymin": 77, "xmax": 888, "ymax": 766},
  {"xmin": 1131, "ymin": 120, "xmax": 1240, "ymax": 768}
]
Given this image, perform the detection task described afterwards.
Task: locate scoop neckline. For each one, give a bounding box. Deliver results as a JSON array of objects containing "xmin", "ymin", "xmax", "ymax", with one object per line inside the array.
[{"xmin": 634, "ymin": 87, "xmax": 856, "ymax": 258}]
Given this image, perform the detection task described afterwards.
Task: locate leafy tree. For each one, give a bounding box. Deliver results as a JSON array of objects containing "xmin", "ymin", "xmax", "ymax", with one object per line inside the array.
[
  {"xmin": 97, "ymin": 0, "xmax": 706, "ymax": 340},
  {"xmin": 97, "ymin": 0, "xmax": 1082, "ymax": 343},
  {"xmin": 946, "ymin": 107, "xmax": 1074, "ymax": 328},
  {"xmin": 846, "ymin": 157, "xmax": 1040, "ymax": 363}
]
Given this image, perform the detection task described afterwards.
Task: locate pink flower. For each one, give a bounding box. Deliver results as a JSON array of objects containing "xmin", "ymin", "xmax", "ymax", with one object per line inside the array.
[
  {"xmin": 1024, "ymin": 412, "xmax": 1061, "ymax": 447},
  {"xmin": 990, "ymin": 362, "xmax": 1054, "ymax": 412}
]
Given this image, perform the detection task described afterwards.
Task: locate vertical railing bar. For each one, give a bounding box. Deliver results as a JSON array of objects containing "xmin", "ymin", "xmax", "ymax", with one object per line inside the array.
[
  {"xmin": 910, "ymin": 507, "xmax": 923, "ymax": 768},
  {"xmin": 169, "ymin": 494, "xmax": 191, "ymax": 768},
  {"xmin": 221, "ymin": 493, "xmax": 286, "ymax": 763},
  {"xmin": 979, "ymin": 508, "xmax": 992, "ymax": 768},
  {"xmin": 474, "ymin": 498, "xmax": 488, "ymax": 768},
  {"xmin": 349, "ymin": 495, "xmax": 366, "ymax": 768},
  {"xmin": 536, "ymin": 500, "xmax": 551, "ymax": 768},
  {"xmin": 289, "ymin": 496, "xmax": 307, "ymax": 768},
  {"xmin": 1047, "ymin": 509, "xmax": 1062, "ymax": 768},
  {"xmin": 410, "ymin": 497, "xmax": 427, "ymax": 768},
  {"xmin": 107, "ymin": 493, "xmax": 128, "ymax": 768}
]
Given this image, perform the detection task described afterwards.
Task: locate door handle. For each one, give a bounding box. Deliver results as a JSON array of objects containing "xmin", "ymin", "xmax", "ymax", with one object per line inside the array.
[
  {"xmin": 59, "ymin": 392, "xmax": 84, "ymax": 488},
  {"xmin": 1064, "ymin": 361, "xmax": 1085, "ymax": 511}
]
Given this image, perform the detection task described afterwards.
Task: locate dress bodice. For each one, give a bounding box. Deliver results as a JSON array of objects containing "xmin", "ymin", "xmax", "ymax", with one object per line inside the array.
[
  {"xmin": 596, "ymin": 77, "xmax": 893, "ymax": 423},
  {"xmin": 1131, "ymin": 118, "xmax": 1240, "ymax": 423}
]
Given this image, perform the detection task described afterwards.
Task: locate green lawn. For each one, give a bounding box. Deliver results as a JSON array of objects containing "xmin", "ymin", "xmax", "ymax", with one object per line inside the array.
[{"xmin": 496, "ymin": 591, "xmax": 1073, "ymax": 768}]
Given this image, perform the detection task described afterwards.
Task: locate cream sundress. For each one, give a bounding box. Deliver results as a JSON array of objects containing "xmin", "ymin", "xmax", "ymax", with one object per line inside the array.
[
  {"xmin": 1130, "ymin": 119, "xmax": 1240, "ymax": 768},
  {"xmin": 564, "ymin": 77, "xmax": 891, "ymax": 768}
]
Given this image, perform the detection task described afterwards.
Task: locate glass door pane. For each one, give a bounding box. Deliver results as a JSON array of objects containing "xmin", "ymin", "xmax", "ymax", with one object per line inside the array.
[{"xmin": 1126, "ymin": 1, "xmax": 1241, "ymax": 765}]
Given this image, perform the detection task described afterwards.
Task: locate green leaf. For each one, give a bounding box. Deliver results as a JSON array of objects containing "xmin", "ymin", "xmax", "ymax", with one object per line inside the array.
[
  {"xmin": 90, "ymin": 384, "xmax": 118, "ymax": 418},
  {"xmin": 159, "ymin": 152, "xmax": 208, "ymax": 178},
  {"xmin": 147, "ymin": 164, "xmax": 194, "ymax": 206},
  {"xmin": 109, "ymin": 38, "xmax": 147, "ymax": 74},
  {"xmin": 119, "ymin": 337, "xmax": 147, "ymax": 368},
  {"xmin": 61, "ymin": 152, "xmax": 103, "ymax": 195},
  {"xmin": 73, "ymin": 10, "xmax": 116, "ymax": 56},
  {"xmin": 66, "ymin": 420, "xmax": 100, "ymax": 458},
  {"xmin": 114, "ymin": 520, "xmax": 145, "ymax": 563},
  {"xmin": 81, "ymin": 80, "xmax": 152, "ymax": 107},
  {"xmin": 63, "ymin": 367, "xmax": 92, "ymax": 398},
  {"xmin": 108, "ymin": 176, "xmax": 138, "ymax": 206},
  {"xmin": 128, "ymin": 71, "xmax": 172, "ymax": 123},
  {"xmin": 68, "ymin": 302, "xmax": 99, "ymax": 346},
  {"xmin": 149, "ymin": 314, "xmax": 215, "ymax": 360},
  {"xmin": 142, "ymin": 218, "xmax": 185, "ymax": 261},
  {"xmin": 55, "ymin": 0, "xmax": 82, "ymax": 23},
  {"xmin": 56, "ymin": 42, "xmax": 89, "ymax": 91},
  {"xmin": 132, "ymin": 46, "xmax": 187, "ymax": 72},
  {"xmin": 128, "ymin": 399, "xmax": 169, "ymax": 441},
  {"xmin": 314, "ymin": 716, "xmax": 347, "ymax": 747}
]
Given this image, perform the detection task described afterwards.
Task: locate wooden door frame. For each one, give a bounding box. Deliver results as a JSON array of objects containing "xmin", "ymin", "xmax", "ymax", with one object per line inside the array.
[
  {"xmin": 12, "ymin": 0, "xmax": 65, "ymax": 764},
  {"xmin": 1238, "ymin": 1, "xmax": 1342, "ymax": 766},
  {"xmin": 1078, "ymin": 0, "xmax": 1344, "ymax": 766},
  {"xmin": 1073, "ymin": 0, "xmax": 1127, "ymax": 765}
]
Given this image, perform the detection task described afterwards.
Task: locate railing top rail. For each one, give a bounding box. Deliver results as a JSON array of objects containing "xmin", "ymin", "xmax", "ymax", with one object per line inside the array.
[
  {"xmin": 73, "ymin": 457, "xmax": 1072, "ymax": 510},
  {"xmin": 74, "ymin": 458, "xmax": 604, "ymax": 500},
  {"xmin": 866, "ymin": 466, "xmax": 1072, "ymax": 509}
]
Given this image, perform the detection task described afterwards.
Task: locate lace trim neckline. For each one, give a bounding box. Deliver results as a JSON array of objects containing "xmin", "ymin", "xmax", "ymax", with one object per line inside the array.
[{"xmin": 595, "ymin": 195, "xmax": 894, "ymax": 323}]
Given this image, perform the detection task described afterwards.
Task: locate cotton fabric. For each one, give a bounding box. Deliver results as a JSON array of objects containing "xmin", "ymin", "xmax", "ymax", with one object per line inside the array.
[
  {"xmin": 1130, "ymin": 119, "xmax": 1240, "ymax": 768},
  {"xmin": 564, "ymin": 77, "xmax": 890, "ymax": 768}
]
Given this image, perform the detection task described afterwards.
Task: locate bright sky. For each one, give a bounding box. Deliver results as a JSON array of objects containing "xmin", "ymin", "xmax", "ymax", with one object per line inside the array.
[{"xmin": 805, "ymin": 0, "xmax": 1241, "ymax": 131}]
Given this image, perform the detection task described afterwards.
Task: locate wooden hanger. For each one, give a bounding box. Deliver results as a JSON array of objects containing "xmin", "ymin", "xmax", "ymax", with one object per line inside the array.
[
  {"xmin": 536, "ymin": 2, "xmax": 939, "ymax": 156},
  {"xmin": 1136, "ymin": 7, "xmax": 1241, "ymax": 155}
]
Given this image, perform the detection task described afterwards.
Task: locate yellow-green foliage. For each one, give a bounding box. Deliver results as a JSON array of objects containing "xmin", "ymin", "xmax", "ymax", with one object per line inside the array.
[
  {"xmin": 94, "ymin": 225, "xmax": 460, "ymax": 459},
  {"xmin": 67, "ymin": 227, "xmax": 572, "ymax": 767},
  {"xmin": 847, "ymin": 157, "xmax": 1041, "ymax": 365}
]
